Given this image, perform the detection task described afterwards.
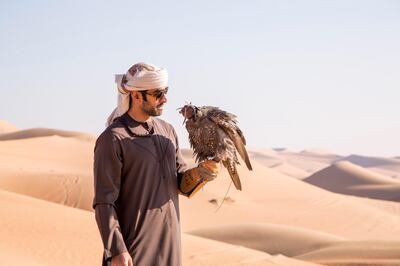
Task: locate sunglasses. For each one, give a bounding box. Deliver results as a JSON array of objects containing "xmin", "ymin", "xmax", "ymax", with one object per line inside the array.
[{"xmin": 143, "ymin": 87, "xmax": 169, "ymax": 100}]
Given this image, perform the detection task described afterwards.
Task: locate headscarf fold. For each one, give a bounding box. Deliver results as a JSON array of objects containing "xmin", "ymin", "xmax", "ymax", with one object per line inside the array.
[{"xmin": 106, "ymin": 62, "xmax": 168, "ymax": 126}]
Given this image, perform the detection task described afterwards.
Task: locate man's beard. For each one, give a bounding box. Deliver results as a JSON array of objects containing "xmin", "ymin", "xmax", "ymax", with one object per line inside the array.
[{"xmin": 141, "ymin": 101, "xmax": 164, "ymax": 116}]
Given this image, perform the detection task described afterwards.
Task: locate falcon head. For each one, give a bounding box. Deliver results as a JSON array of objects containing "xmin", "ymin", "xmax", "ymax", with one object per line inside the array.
[{"xmin": 178, "ymin": 104, "xmax": 201, "ymax": 123}]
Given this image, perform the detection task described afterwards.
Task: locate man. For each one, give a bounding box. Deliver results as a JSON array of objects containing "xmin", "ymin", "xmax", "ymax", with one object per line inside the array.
[{"xmin": 93, "ymin": 62, "xmax": 219, "ymax": 266}]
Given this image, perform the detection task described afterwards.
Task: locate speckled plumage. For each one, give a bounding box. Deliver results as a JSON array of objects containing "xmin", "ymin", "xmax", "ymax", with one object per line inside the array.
[{"xmin": 179, "ymin": 105, "xmax": 252, "ymax": 190}]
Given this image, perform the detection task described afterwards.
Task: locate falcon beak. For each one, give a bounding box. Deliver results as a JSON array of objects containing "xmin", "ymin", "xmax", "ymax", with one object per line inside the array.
[
  {"xmin": 180, "ymin": 106, "xmax": 188, "ymax": 124},
  {"xmin": 177, "ymin": 107, "xmax": 185, "ymax": 124}
]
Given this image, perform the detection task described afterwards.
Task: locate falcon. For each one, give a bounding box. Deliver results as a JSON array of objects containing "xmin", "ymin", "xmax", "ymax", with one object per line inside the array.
[{"xmin": 179, "ymin": 104, "xmax": 252, "ymax": 190}]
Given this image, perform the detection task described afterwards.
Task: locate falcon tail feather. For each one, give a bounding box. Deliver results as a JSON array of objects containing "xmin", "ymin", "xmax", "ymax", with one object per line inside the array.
[
  {"xmin": 222, "ymin": 160, "xmax": 242, "ymax": 191},
  {"xmin": 227, "ymin": 132, "xmax": 253, "ymax": 171},
  {"xmin": 233, "ymin": 135, "xmax": 253, "ymax": 171}
]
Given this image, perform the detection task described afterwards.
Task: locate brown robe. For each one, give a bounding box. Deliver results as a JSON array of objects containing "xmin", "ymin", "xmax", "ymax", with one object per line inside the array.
[{"xmin": 93, "ymin": 113, "xmax": 187, "ymax": 266}]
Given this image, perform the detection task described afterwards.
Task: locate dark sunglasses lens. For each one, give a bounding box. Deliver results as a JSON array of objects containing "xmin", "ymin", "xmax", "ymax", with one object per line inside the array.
[
  {"xmin": 156, "ymin": 92, "xmax": 163, "ymax": 99},
  {"xmin": 156, "ymin": 89, "xmax": 168, "ymax": 99}
]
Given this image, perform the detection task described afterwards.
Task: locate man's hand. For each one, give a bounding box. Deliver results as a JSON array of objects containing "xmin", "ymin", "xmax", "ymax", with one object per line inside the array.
[
  {"xmin": 179, "ymin": 160, "xmax": 220, "ymax": 197},
  {"xmin": 198, "ymin": 160, "xmax": 220, "ymax": 181},
  {"xmin": 111, "ymin": 251, "xmax": 133, "ymax": 266}
]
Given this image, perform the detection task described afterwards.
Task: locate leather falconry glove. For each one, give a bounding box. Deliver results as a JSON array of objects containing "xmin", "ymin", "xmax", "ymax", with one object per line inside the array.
[{"xmin": 179, "ymin": 160, "xmax": 220, "ymax": 198}]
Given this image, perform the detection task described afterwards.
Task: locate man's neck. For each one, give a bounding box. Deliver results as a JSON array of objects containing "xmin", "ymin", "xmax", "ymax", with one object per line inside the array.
[{"xmin": 127, "ymin": 108, "xmax": 151, "ymax": 123}]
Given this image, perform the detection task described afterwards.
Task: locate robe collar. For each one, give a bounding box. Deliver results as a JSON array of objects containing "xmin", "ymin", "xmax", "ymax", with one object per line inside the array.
[{"xmin": 120, "ymin": 113, "xmax": 154, "ymax": 137}]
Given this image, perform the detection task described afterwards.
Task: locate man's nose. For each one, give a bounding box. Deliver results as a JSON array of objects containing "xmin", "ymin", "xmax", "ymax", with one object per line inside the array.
[{"xmin": 160, "ymin": 95, "xmax": 167, "ymax": 103}]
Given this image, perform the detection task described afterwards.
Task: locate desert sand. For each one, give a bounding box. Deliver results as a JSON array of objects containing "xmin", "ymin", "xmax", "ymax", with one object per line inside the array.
[
  {"xmin": 337, "ymin": 154, "xmax": 400, "ymax": 180},
  {"xmin": 304, "ymin": 161, "xmax": 400, "ymax": 201},
  {"xmin": 0, "ymin": 122, "xmax": 399, "ymax": 265}
]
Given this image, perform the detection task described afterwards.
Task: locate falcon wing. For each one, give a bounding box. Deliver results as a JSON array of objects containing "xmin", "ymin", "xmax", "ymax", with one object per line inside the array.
[{"xmin": 206, "ymin": 107, "xmax": 253, "ymax": 171}]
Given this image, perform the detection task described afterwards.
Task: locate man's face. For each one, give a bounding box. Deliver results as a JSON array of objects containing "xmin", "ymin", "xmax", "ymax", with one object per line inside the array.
[{"xmin": 140, "ymin": 87, "xmax": 168, "ymax": 117}]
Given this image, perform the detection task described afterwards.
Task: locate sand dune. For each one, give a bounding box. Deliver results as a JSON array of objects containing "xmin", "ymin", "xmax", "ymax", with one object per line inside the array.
[
  {"xmin": 180, "ymin": 160, "xmax": 400, "ymax": 241},
  {"xmin": 188, "ymin": 223, "xmax": 345, "ymax": 257},
  {"xmin": 300, "ymin": 149, "xmax": 338, "ymax": 156},
  {"xmin": 190, "ymin": 224, "xmax": 400, "ymax": 266},
  {"xmin": 0, "ymin": 135, "xmax": 94, "ymax": 210},
  {"xmin": 0, "ymin": 127, "xmax": 96, "ymax": 141},
  {"xmin": 0, "ymin": 189, "xmax": 102, "ymax": 266},
  {"xmin": 368, "ymin": 166, "xmax": 400, "ymax": 179},
  {"xmin": 295, "ymin": 240, "xmax": 400, "ymax": 266},
  {"xmin": 248, "ymin": 148, "xmax": 280, "ymax": 158},
  {"xmin": 337, "ymin": 154, "xmax": 400, "ymax": 180},
  {"xmin": 267, "ymin": 162, "xmax": 312, "ymax": 179},
  {"xmin": 247, "ymin": 149, "xmax": 311, "ymax": 178},
  {"xmin": 304, "ymin": 161, "xmax": 400, "ymax": 201},
  {"xmin": 1, "ymin": 135, "xmax": 400, "ymax": 240},
  {"xmin": 277, "ymin": 150, "xmax": 341, "ymax": 178},
  {"xmin": 0, "ymin": 120, "xmax": 19, "ymax": 133},
  {"xmin": 0, "ymin": 124, "xmax": 399, "ymax": 265},
  {"xmin": 337, "ymin": 154, "xmax": 400, "ymax": 168},
  {"xmin": 0, "ymin": 188, "xmax": 319, "ymax": 266},
  {"xmin": 247, "ymin": 148, "xmax": 342, "ymax": 179},
  {"xmin": 247, "ymin": 149, "xmax": 281, "ymax": 168},
  {"xmin": 182, "ymin": 234, "xmax": 320, "ymax": 266}
]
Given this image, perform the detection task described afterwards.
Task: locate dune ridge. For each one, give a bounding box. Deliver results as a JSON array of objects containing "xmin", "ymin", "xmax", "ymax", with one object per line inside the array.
[
  {"xmin": 295, "ymin": 240, "xmax": 400, "ymax": 266},
  {"xmin": 188, "ymin": 223, "xmax": 345, "ymax": 257},
  {"xmin": 304, "ymin": 161, "xmax": 400, "ymax": 201},
  {"xmin": 337, "ymin": 154, "xmax": 400, "ymax": 168},
  {"xmin": 0, "ymin": 127, "xmax": 96, "ymax": 141},
  {"xmin": 336, "ymin": 154, "xmax": 400, "ymax": 180},
  {"xmin": 247, "ymin": 148, "xmax": 342, "ymax": 179},
  {"xmin": 189, "ymin": 224, "xmax": 400, "ymax": 266},
  {"xmin": 182, "ymin": 234, "xmax": 321, "ymax": 266}
]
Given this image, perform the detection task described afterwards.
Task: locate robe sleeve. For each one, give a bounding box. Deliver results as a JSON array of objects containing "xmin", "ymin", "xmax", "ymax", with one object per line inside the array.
[{"xmin": 92, "ymin": 130, "xmax": 128, "ymax": 261}]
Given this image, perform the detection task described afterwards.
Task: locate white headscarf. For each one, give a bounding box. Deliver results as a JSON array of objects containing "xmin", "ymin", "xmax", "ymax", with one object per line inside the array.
[{"xmin": 106, "ymin": 62, "xmax": 168, "ymax": 126}]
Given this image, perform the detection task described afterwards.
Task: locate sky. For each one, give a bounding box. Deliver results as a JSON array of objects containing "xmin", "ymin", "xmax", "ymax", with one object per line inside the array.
[{"xmin": 0, "ymin": 0, "xmax": 399, "ymax": 157}]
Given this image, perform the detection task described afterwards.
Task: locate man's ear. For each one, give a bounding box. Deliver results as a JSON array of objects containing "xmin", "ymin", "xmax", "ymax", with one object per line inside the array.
[
  {"xmin": 135, "ymin": 91, "xmax": 148, "ymax": 102},
  {"xmin": 131, "ymin": 91, "xmax": 140, "ymax": 100}
]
